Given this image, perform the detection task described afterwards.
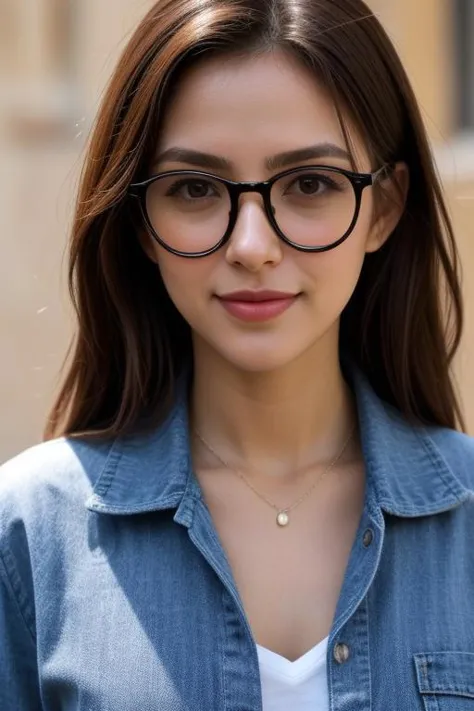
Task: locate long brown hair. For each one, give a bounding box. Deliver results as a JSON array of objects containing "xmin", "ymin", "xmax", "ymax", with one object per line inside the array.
[{"xmin": 45, "ymin": 0, "xmax": 465, "ymax": 440}]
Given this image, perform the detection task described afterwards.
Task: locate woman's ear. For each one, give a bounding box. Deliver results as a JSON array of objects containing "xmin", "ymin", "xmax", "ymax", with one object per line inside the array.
[{"xmin": 365, "ymin": 162, "xmax": 410, "ymax": 253}]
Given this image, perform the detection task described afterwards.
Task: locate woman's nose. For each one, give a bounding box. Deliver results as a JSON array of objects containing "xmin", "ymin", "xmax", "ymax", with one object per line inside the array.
[{"xmin": 224, "ymin": 196, "xmax": 283, "ymax": 271}]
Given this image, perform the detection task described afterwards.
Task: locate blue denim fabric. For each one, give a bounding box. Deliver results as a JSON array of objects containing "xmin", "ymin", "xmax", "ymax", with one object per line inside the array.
[{"xmin": 1, "ymin": 369, "xmax": 474, "ymax": 710}]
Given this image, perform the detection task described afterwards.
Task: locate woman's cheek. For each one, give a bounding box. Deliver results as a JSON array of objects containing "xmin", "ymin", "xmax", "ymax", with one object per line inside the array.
[{"xmin": 158, "ymin": 257, "xmax": 211, "ymax": 321}]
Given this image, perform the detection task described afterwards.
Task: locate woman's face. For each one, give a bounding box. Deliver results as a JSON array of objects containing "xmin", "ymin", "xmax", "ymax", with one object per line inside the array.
[{"xmin": 143, "ymin": 51, "xmax": 403, "ymax": 372}]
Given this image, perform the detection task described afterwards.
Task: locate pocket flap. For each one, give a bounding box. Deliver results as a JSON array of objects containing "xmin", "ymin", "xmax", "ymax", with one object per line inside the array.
[{"xmin": 414, "ymin": 652, "xmax": 474, "ymax": 698}]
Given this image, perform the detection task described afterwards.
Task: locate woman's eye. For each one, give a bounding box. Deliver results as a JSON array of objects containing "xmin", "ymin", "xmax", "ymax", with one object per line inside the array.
[
  {"xmin": 167, "ymin": 180, "xmax": 218, "ymax": 199},
  {"xmin": 293, "ymin": 175, "xmax": 339, "ymax": 195},
  {"xmin": 283, "ymin": 173, "xmax": 343, "ymax": 198},
  {"xmin": 296, "ymin": 177, "xmax": 324, "ymax": 195}
]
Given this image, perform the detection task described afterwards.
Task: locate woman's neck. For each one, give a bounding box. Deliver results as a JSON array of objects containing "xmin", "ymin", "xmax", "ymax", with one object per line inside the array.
[{"xmin": 190, "ymin": 336, "xmax": 357, "ymax": 481}]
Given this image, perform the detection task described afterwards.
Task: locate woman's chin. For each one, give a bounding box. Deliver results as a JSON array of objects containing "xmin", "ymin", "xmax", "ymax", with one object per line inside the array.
[
  {"xmin": 213, "ymin": 343, "xmax": 306, "ymax": 374},
  {"xmin": 192, "ymin": 321, "xmax": 333, "ymax": 374}
]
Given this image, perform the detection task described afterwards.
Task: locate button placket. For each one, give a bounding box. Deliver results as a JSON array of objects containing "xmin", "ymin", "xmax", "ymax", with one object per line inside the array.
[{"xmin": 327, "ymin": 510, "xmax": 383, "ymax": 711}]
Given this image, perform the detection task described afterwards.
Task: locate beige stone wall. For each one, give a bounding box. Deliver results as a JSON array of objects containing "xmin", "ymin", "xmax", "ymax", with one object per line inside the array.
[{"xmin": 1, "ymin": 0, "xmax": 473, "ymax": 463}]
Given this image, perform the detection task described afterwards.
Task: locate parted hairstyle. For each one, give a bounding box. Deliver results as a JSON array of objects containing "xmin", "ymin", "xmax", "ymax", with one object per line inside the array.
[{"xmin": 45, "ymin": 0, "xmax": 465, "ymax": 440}]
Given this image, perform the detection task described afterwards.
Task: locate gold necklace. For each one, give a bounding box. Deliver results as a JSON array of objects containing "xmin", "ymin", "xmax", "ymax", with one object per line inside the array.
[{"xmin": 194, "ymin": 426, "xmax": 355, "ymax": 528}]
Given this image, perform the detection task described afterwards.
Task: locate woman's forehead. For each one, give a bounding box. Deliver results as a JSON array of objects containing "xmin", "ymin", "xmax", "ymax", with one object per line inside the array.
[{"xmin": 156, "ymin": 51, "xmax": 369, "ymax": 172}]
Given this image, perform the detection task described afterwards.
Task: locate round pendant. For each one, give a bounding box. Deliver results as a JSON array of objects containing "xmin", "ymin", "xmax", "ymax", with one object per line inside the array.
[{"xmin": 276, "ymin": 511, "xmax": 289, "ymax": 527}]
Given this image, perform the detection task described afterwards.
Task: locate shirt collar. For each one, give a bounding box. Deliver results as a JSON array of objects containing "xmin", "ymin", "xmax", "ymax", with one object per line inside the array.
[
  {"xmin": 85, "ymin": 368, "xmax": 470, "ymax": 518},
  {"xmin": 350, "ymin": 368, "xmax": 469, "ymax": 517}
]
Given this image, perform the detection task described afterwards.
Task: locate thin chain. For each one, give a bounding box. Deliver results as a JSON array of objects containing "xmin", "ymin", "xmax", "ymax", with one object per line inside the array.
[{"xmin": 194, "ymin": 425, "xmax": 355, "ymax": 515}]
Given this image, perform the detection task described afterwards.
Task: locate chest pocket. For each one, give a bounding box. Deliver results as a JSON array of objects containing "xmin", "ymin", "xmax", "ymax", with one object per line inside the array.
[{"xmin": 415, "ymin": 653, "xmax": 474, "ymax": 710}]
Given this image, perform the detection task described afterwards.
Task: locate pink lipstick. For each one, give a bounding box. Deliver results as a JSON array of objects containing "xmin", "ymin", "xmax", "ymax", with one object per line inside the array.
[{"xmin": 217, "ymin": 290, "xmax": 298, "ymax": 322}]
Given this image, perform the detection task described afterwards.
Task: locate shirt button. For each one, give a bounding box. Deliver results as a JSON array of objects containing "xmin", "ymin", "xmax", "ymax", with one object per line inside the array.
[
  {"xmin": 333, "ymin": 643, "xmax": 351, "ymax": 664},
  {"xmin": 362, "ymin": 529, "xmax": 374, "ymax": 547}
]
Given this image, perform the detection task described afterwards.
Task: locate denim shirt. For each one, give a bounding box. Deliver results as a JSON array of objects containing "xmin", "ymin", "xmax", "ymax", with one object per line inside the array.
[{"xmin": 1, "ymin": 369, "xmax": 474, "ymax": 711}]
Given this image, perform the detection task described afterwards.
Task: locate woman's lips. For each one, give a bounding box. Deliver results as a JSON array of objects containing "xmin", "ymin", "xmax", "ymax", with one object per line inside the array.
[{"xmin": 217, "ymin": 291, "xmax": 298, "ymax": 322}]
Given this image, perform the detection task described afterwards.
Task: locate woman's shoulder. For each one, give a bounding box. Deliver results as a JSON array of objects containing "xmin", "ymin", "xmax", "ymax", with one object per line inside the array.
[
  {"xmin": 0, "ymin": 437, "xmax": 118, "ymax": 648},
  {"xmin": 0, "ymin": 436, "xmax": 114, "ymax": 530}
]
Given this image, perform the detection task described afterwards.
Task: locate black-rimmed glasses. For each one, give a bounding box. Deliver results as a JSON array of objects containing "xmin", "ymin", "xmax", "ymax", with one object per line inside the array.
[{"xmin": 129, "ymin": 164, "xmax": 391, "ymax": 258}]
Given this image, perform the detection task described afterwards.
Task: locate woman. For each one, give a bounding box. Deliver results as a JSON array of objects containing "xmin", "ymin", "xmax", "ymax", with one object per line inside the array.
[{"xmin": 1, "ymin": 0, "xmax": 473, "ymax": 708}]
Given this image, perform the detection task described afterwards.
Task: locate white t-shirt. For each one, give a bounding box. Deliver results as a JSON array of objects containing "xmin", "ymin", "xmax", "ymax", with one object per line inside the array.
[{"xmin": 257, "ymin": 637, "xmax": 329, "ymax": 711}]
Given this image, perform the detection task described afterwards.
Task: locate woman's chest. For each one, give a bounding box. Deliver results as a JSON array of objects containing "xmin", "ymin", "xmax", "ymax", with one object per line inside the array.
[
  {"xmin": 207, "ymin": 504, "xmax": 363, "ymax": 663},
  {"xmin": 199, "ymin": 462, "xmax": 366, "ymax": 662}
]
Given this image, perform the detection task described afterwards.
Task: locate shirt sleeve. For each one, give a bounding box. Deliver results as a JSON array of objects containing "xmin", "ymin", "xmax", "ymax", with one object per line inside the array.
[{"xmin": 0, "ymin": 548, "xmax": 43, "ymax": 709}]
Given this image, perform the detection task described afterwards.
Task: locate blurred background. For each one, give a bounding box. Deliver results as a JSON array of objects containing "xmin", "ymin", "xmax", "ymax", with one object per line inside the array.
[{"xmin": 0, "ymin": 0, "xmax": 473, "ymax": 463}]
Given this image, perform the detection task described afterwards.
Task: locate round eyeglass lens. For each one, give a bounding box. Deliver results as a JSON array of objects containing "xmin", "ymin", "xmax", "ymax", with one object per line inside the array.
[
  {"xmin": 271, "ymin": 168, "xmax": 357, "ymax": 248},
  {"xmin": 145, "ymin": 173, "xmax": 231, "ymax": 253}
]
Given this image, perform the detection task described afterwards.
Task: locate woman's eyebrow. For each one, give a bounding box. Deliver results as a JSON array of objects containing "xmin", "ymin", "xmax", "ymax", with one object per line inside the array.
[
  {"xmin": 153, "ymin": 143, "xmax": 350, "ymax": 172},
  {"xmin": 266, "ymin": 143, "xmax": 350, "ymax": 171}
]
